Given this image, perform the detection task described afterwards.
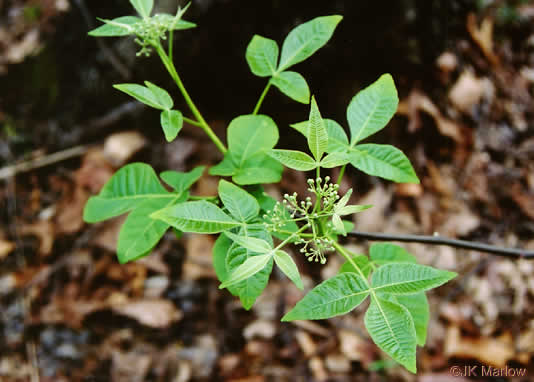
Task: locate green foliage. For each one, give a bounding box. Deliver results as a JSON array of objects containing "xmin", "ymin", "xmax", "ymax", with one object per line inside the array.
[
  {"xmin": 85, "ymin": 3, "xmax": 457, "ymax": 374},
  {"xmin": 210, "ymin": 115, "xmax": 282, "ymax": 185}
]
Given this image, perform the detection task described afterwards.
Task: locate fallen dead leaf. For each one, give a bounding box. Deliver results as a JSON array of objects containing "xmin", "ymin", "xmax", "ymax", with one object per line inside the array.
[
  {"xmin": 448, "ymin": 71, "xmax": 491, "ymax": 115},
  {"xmin": 112, "ymin": 299, "xmax": 182, "ymax": 328},
  {"xmin": 395, "ymin": 182, "xmax": 423, "ymax": 197},
  {"xmin": 20, "ymin": 219, "xmax": 55, "ymax": 257},
  {"xmin": 75, "ymin": 148, "xmax": 114, "ymax": 193},
  {"xmin": 182, "ymin": 234, "xmax": 216, "ymax": 280},
  {"xmin": 243, "ymin": 319, "xmax": 276, "ymax": 340},
  {"xmin": 467, "ymin": 13, "xmax": 499, "ymax": 66},
  {"xmin": 55, "ymin": 184, "xmax": 89, "ymax": 234},
  {"xmin": 103, "ymin": 131, "xmax": 147, "ymax": 166},
  {"xmin": 509, "ymin": 183, "xmax": 534, "ymax": 220},
  {"xmin": 0, "ymin": 239, "xmax": 15, "ymax": 260},
  {"xmin": 111, "ymin": 348, "xmax": 153, "ymax": 382},
  {"xmin": 398, "ymin": 89, "xmax": 466, "ymax": 144},
  {"xmin": 91, "ymin": 215, "xmax": 125, "ymax": 252},
  {"xmin": 443, "ymin": 325, "xmax": 526, "ymax": 367},
  {"xmin": 353, "ymin": 184, "xmax": 392, "ymax": 233}
]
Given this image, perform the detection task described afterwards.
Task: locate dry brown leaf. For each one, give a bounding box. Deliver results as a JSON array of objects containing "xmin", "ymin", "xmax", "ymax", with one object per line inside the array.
[
  {"xmin": 353, "ymin": 184, "xmax": 392, "ymax": 232},
  {"xmin": 37, "ymin": 296, "xmax": 106, "ymax": 328},
  {"xmin": 295, "ymin": 330, "xmax": 317, "ymax": 357},
  {"xmin": 509, "ymin": 183, "xmax": 534, "ymax": 220},
  {"xmin": 395, "ymin": 182, "xmax": 423, "ymax": 197},
  {"xmin": 0, "ymin": 239, "xmax": 15, "ymax": 260},
  {"xmin": 338, "ymin": 329, "xmax": 373, "ymax": 363},
  {"xmin": 75, "ymin": 148, "xmax": 114, "ymax": 193},
  {"xmin": 91, "ymin": 215, "xmax": 125, "ymax": 252},
  {"xmin": 448, "ymin": 71, "xmax": 490, "ymax": 115},
  {"xmin": 103, "ymin": 131, "xmax": 147, "ymax": 166},
  {"xmin": 436, "ymin": 51, "xmax": 458, "ymax": 74},
  {"xmin": 111, "ymin": 349, "xmax": 152, "ymax": 382},
  {"xmin": 325, "ymin": 353, "xmax": 350, "ymax": 374},
  {"xmin": 20, "ymin": 219, "xmax": 55, "ymax": 257},
  {"xmin": 398, "ymin": 89, "xmax": 465, "ymax": 143},
  {"xmin": 112, "ymin": 299, "xmax": 182, "ymax": 328},
  {"xmin": 243, "ymin": 319, "xmax": 276, "ymax": 340},
  {"xmin": 55, "ymin": 184, "xmax": 89, "ymax": 234},
  {"xmin": 467, "ymin": 13, "xmax": 499, "ymax": 66},
  {"xmin": 444, "ymin": 325, "xmax": 519, "ymax": 367},
  {"xmin": 439, "ymin": 204, "xmax": 480, "ymax": 237},
  {"xmin": 182, "ymin": 234, "xmax": 215, "ymax": 280}
]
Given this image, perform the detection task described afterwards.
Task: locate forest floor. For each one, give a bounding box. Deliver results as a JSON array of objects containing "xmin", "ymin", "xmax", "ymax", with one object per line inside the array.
[{"xmin": 1, "ymin": 1, "xmax": 534, "ymax": 381}]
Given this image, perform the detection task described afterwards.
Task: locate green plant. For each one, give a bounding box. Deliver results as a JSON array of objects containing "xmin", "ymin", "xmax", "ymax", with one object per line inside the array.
[{"xmin": 84, "ymin": 0, "xmax": 457, "ymax": 373}]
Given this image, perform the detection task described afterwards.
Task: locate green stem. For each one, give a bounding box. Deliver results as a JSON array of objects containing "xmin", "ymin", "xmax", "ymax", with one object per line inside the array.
[
  {"xmin": 336, "ymin": 164, "xmax": 346, "ymax": 185},
  {"xmin": 183, "ymin": 116, "xmax": 203, "ymax": 127},
  {"xmin": 168, "ymin": 30, "xmax": 173, "ymax": 58},
  {"xmin": 155, "ymin": 44, "xmax": 227, "ymax": 154},
  {"xmin": 253, "ymin": 81, "xmax": 272, "ymax": 115},
  {"xmin": 276, "ymin": 230, "xmax": 314, "ymax": 238},
  {"xmin": 332, "ymin": 241, "xmax": 369, "ymax": 284},
  {"xmin": 316, "ymin": 166, "xmax": 320, "ymax": 180},
  {"xmin": 188, "ymin": 195, "xmax": 218, "ymax": 201},
  {"xmin": 275, "ymin": 224, "xmax": 310, "ymax": 250}
]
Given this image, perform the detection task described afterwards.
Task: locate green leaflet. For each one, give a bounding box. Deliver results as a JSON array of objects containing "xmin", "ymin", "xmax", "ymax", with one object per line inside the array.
[
  {"xmin": 83, "ymin": 163, "xmax": 172, "ymax": 222},
  {"xmin": 220, "ymin": 253, "xmax": 273, "ymax": 289},
  {"xmin": 224, "ymin": 226, "xmax": 274, "ymax": 309},
  {"xmin": 213, "ymin": 233, "xmax": 232, "ymax": 282},
  {"xmin": 320, "ymin": 152, "xmax": 349, "ymax": 168},
  {"xmin": 228, "ymin": 115, "xmax": 279, "ymax": 165},
  {"xmin": 160, "ymin": 109, "xmax": 183, "ymax": 142},
  {"xmin": 278, "ymin": 15, "xmax": 343, "ymax": 71},
  {"xmin": 364, "ymin": 296, "xmax": 417, "ymax": 373},
  {"xmin": 270, "ymin": 71, "xmax": 310, "ymax": 104},
  {"xmin": 330, "ymin": 219, "xmax": 354, "ymax": 238},
  {"xmin": 348, "ymin": 144, "xmax": 419, "ymax": 184},
  {"xmin": 232, "ymin": 154, "xmax": 283, "ymax": 185},
  {"xmin": 218, "ymin": 180, "xmax": 260, "ymax": 222},
  {"xmin": 268, "ymin": 149, "xmax": 317, "ymax": 171},
  {"xmin": 210, "ymin": 115, "xmax": 282, "ymax": 185},
  {"xmin": 370, "ymin": 243, "xmax": 417, "ymax": 265},
  {"xmin": 371, "ymin": 263, "xmax": 457, "ymax": 295},
  {"xmin": 151, "ymin": 200, "xmax": 241, "ymax": 233},
  {"xmin": 291, "ymin": 76, "xmax": 418, "ymax": 183},
  {"xmin": 114, "ymin": 83, "xmax": 170, "ymax": 110},
  {"xmin": 210, "ymin": 152, "xmax": 283, "ymax": 185},
  {"xmin": 347, "ymin": 73, "xmax": 398, "ymax": 145},
  {"xmin": 225, "ymin": 231, "xmax": 272, "ymax": 253},
  {"xmin": 273, "ymin": 250, "xmax": 303, "ymax": 290},
  {"xmin": 117, "ymin": 195, "xmax": 186, "ymax": 264},
  {"xmin": 130, "ymin": 0, "xmax": 153, "ymax": 18},
  {"xmin": 308, "ymin": 96, "xmax": 328, "ymax": 161},
  {"xmin": 291, "ymin": 119, "xmax": 349, "ymax": 153},
  {"xmin": 393, "ymin": 293, "xmax": 429, "ymax": 346},
  {"xmin": 88, "ymin": 16, "xmax": 140, "ymax": 37},
  {"xmin": 160, "ymin": 166, "xmax": 205, "ymax": 194},
  {"xmin": 246, "ymin": 35, "xmax": 279, "ymax": 77},
  {"xmin": 331, "ymin": 213, "xmax": 345, "ymax": 236},
  {"xmin": 336, "ymin": 204, "xmax": 373, "ymax": 216},
  {"xmin": 282, "ymin": 272, "xmax": 369, "ymax": 321},
  {"xmin": 144, "ymin": 81, "xmax": 173, "ymax": 109}
]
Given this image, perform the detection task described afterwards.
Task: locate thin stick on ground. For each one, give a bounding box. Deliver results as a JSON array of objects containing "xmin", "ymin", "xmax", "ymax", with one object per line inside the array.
[{"xmin": 347, "ymin": 230, "xmax": 534, "ymax": 259}]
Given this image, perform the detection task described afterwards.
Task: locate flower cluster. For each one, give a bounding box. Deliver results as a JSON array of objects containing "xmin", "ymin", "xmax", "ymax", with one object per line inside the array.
[{"xmin": 263, "ymin": 176, "xmax": 348, "ymax": 264}]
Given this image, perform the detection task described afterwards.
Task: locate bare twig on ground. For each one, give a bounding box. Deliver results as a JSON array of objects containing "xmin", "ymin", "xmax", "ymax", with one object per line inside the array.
[{"xmin": 347, "ymin": 231, "xmax": 534, "ymax": 259}]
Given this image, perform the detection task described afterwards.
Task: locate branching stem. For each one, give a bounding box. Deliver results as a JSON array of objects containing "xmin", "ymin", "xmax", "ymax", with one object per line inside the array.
[{"xmin": 155, "ymin": 43, "xmax": 227, "ymax": 154}]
